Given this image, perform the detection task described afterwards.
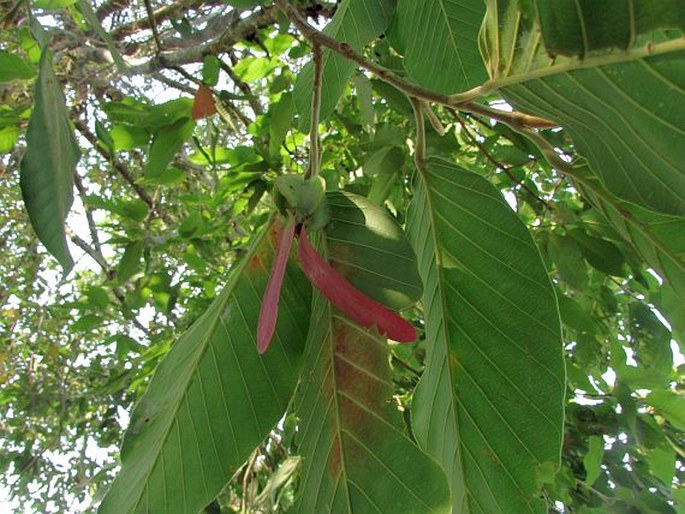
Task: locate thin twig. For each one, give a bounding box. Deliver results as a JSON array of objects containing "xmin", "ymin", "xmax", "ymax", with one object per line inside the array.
[
  {"xmin": 219, "ymin": 57, "xmax": 263, "ymax": 115},
  {"xmin": 458, "ymin": 117, "xmax": 554, "ymax": 211},
  {"xmin": 274, "ymin": 0, "xmax": 559, "ymax": 129},
  {"xmin": 409, "ymin": 97, "xmax": 426, "ymax": 170},
  {"xmin": 306, "ymin": 44, "xmax": 323, "ymax": 179},
  {"xmin": 73, "ymin": 119, "xmax": 175, "ymax": 226},
  {"xmin": 73, "ymin": 173, "xmax": 104, "ymax": 255},
  {"xmin": 143, "ymin": 0, "xmax": 163, "ymax": 54}
]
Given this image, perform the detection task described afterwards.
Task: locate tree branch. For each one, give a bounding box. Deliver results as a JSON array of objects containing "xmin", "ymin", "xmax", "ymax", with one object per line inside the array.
[{"xmin": 73, "ymin": 119, "xmax": 175, "ymax": 226}]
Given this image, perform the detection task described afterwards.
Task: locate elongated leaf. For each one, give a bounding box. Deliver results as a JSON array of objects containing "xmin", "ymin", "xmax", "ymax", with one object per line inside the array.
[
  {"xmin": 325, "ymin": 191, "xmax": 423, "ymax": 311},
  {"xmin": 388, "ymin": 0, "xmax": 488, "ymax": 93},
  {"xmin": 503, "ymin": 51, "xmax": 685, "ymax": 216},
  {"xmin": 99, "ymin": 220, "xmax": 311, "ymax": 514},
  {"xmin": 294, "ymin": 0, "xmax": 395, "ymax": 129},
  {"xmin": 20, "ymin": 50, "xmax": 80, "ymax": 272},
  {"xmin": 76, "ymin": 0, "xmax": 126, "ymax": 71},
  {"xmin": 294, "ymin": 290, "xmax": 450, "ymax": 513},
  {"xmin": 407, "ymin": 158, "xmax": 565, "ymax": 513}
]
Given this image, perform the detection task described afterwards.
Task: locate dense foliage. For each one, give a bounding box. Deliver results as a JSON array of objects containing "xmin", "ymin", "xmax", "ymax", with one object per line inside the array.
[{"xmin": 1, "ymin": 0, "xmax": 684, "ymax": 512}]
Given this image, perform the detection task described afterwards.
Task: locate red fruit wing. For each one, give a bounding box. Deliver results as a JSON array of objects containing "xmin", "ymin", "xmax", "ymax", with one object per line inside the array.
[
  {"xmin": 257, "ymin": 217, "xmax": 296, "ymax": 354},
  {"xmin": 297, "ymin": 227, "xmax": 416, "ymax": 343}
]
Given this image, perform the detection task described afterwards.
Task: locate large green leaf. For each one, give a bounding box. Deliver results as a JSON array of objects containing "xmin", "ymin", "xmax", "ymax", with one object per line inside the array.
[
  {"xmin": 502, "ymin": 51, "xmax": 685, "ymax": 216},
  {"xmin": 388, "ymin": 0, "xmax": 488, "ymax": 93},
  {"xmin": 325, "ymin": 191, "xmax": 422, "ymax": 311},
  {"xmin": 99, "ymin": 220, "xmax": 311, "ymax": 514},
  {"xmin": 19, "ymin": 49, "xmax": 80, "ymax": 272},
  {"xmin": 535, "ymin": 0, "xmax": 685, "ymax": 57},
  {"xmin": 482, "ymin": 1, "xmax": 685, "ymax": 216},
  {"xmin": 407, "ymin": 158, "xmax": 565, "ymax": 513},
  {"xmin": 294, "ymin": 289, "xmax": 450, "ymax": 513},
  {"xmin": 294, "ymin": 0, "xmax": 395, "ymax": 129}
]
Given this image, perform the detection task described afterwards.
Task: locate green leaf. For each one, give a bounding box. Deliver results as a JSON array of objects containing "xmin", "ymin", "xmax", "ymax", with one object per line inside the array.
[
  {"xmin": 324, "ymin": 191, "xmax": 422, "ymax": 311},
  {"xmin": 202, "ymin": 55, "xmax": 221, "ymax": 86},
  {"xmin": 99, "ymin": 220, "xmax": 311, "ymax": 514},
  {"xmin": 388, "ymin": 0, "xmax": 488, "ymax": 93},
  {"xmin": 0, "ymin": 126, "xmax": 20, "ymax": 153},
  {"xmin": 234, "ymin": 56, "xmax": 277, "ymax": 83},
  {"xmin": 294, "ymin": 0, "xmax": 395, "ymax": 129},
  {"xmin": 0, "ymin": 50, "xmax": 36, "ymax": 82},
  {"xmin": 117, "ymin": 242, "xmax": 144, "ymax": 284},
  {"xmin": 294, "ymin": 290, "xmax": 450, "ymax": 513},
  {"xmin": 647, "ymin": 447, "xmax": 676, "ymax": 487},
  {"xmin": 503, "ymin": 50, "xmax": 685, "ymax": 216},
  {"xmin": 583, "ymin": 436, "xmax": 604, "ymax": 486},
  {"xmin": 223, "ymin": 0, "xmax": 265, "ymax": 7},
  {"xmin": 33, "ymin": 0, "xmax": 77, "ymax": 9},
  {"xmin": 407, "ymin": 158, "xmax": 565, "ymax": 513},
  {"xmin": 547, "ymin": 233, "xmax": 588, "ymax": 290},
  {"xmin": 268, "ymin": 92, "xmax": 295, "ymax": 156},
  {"xmin": 19, "ymin": 50, "xmax": 80, "ymax": 273},
  {"xmin": 581, "ymin": 175, "xmax": 685, "ymax": 306},
  {"xmin": 536, "ymin": 0, "xmax": 685, "ymax": 57},
  {"xmin": 646, "ymin": 390, "xmax": 685, "ymax": 431},
  {"xmin": 482, "ymin": 2, "xmax": 685, "ymax": 215},
  {"xmin": 144, "ymin": 118, "xmax": 194, "ymax": 180}
]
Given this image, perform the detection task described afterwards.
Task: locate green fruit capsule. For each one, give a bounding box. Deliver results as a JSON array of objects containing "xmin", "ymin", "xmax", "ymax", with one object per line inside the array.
[{"xmin": 274, "ymin": 174, "xmax": 327, "ymax": 220}]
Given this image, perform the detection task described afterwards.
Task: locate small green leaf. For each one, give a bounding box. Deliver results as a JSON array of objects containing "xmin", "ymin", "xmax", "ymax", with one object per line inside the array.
[
  {"xmin": 0, "ymin": 50, "xmax": 36, "ymax": 82},
  {"xmin": 548, "ymin": 233, "xmax": 588, "ymax": 290},
  {"xmin": 0, "ymin": 126, "xmax": 20, "ymax": 153},
  {"xmin": 268, "ymin": 92, "xmax": 294, "ymax": 156},
  {"xmin": 646, "ymin": 390, "xmax": 685, "ymax": 431},
  {"xmin": 117, "ymin": 242, "xmax": 144, "ymax": 284},
  {"xmin": 223, "ymin": 0, "xmax": 265, "ymax": 7},
  {"xmin": 234, "ymin": 56, "xmax": 277, "ymax": 83},
  {"xmin": 144, "ymin": 118, "xmax": 194, "ymax": 180},
  {"xmin": 648, "ymin": 447, "xmax": 676, "ymax": 487},
  {"xmin": 20, "ymin": 50, "xmax": 80, "ymax": 273},
  {"xmin": 583, "ymin": 436, "xmax": 604, "ymax": 486},
  {"xmin": 294, "ymin": 0, "xmax": 396, "ymax": 129},
  {"xmin": 202, "ymin": 55, "xmax": 221, "ymax": 86},
  {"xmin": 33, "ymin": 0, "xmax": 77, "ymax": 9}
]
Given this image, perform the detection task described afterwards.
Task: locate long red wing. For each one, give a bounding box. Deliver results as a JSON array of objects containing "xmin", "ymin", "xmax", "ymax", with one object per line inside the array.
[
  {"xmin": 257, "ymin": 217, "xmax": 296, "ymax": 354},
  {"xmin": 297, "ymin": 227, "xmax": 416, "ymax": 343}
]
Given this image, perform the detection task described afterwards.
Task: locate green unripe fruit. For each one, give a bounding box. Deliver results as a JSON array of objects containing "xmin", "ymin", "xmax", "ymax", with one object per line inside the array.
[{"xmin": 274, "ymin": 174, "xmax": 327, "ymax": 221}]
